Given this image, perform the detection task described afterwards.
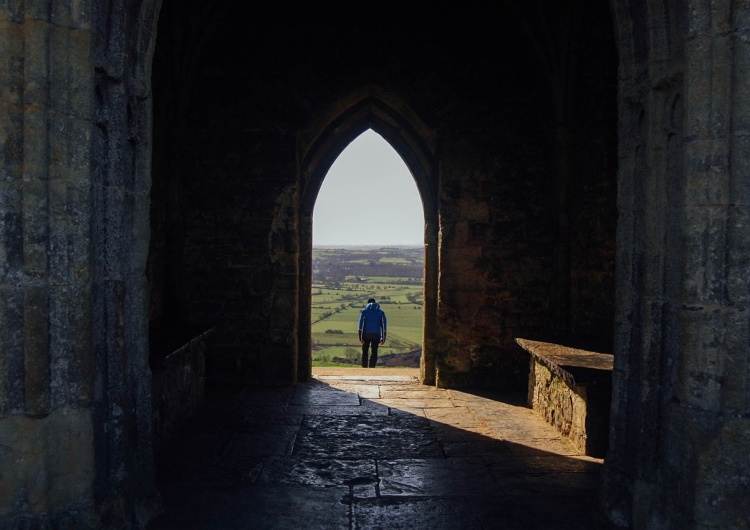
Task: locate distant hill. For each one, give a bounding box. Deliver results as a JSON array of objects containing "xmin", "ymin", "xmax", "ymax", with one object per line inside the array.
[
  {"xmin": 312, "ymin": 246, "xmax": 424, "ymax": 368},
  {"xmin": 313, "ymin": 246, "xmax": 424, "ymax": 281}
]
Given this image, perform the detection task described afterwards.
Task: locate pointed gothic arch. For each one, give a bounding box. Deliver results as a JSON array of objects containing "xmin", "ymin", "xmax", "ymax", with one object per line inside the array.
[
  {"xmin": 3, "ymin": 0, "xmax": 748, "ymax": 527},
  {"xmin": 297, "ymin": 92, "xmax": 440, "ymax": 384}
]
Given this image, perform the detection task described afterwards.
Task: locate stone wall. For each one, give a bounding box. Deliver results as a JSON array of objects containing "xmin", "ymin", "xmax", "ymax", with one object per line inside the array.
[
  {"xmin": 149, "ymin": 0, "xmax": 302, "ymax": 387},
  {"xmin": 1, "ymin": 0, "xmax": 747, "ymax": 528},
  {"xmin": 433, "ymin": 1, "xmax": 618, "ymax": 389},
  {"xmin": 0, "ymin": 1, "xmax": 160, "ymax": 527},
  {"xmin": 151, "ymin": 328, "xmax": 212, "ymax": 451},
  {"xmin": 147, "ymin": 0, "xmax": 618, "ymax": 392},
  {"xmin": 521, "ymin": 338, "xmax": 613, "ymax": 457},
  {"xmin": 529, "ymin": 358, "xmax": 588, "ymax": 453},
  {"xmin": 435, "ymin": 129, "xmax": 554, "ymax": 389},
  {"xmin": 0, "ymin": 3, "xmax": 98, "ymax": 526}
]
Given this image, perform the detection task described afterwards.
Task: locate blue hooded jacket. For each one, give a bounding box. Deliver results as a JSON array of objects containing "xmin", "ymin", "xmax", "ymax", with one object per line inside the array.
[{"xmin": 358, "ymin": 302, "xmax": 387, "ymax": 340}]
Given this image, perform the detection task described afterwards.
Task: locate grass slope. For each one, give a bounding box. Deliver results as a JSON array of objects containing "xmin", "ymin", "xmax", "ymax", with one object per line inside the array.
[{"xmin": 311, "ymin": 247, "xmax": 423, "ymax": 366}]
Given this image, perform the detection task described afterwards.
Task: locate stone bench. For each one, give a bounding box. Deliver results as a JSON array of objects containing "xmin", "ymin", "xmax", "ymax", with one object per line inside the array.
[{"xmin": 516, "ymin": 338, "xmax": 613, "ymax": 458}]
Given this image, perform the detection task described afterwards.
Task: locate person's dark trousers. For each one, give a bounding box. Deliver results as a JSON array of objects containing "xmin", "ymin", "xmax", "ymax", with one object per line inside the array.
[{"xmin": 361, "ymin": 334, "xmax": 380, "ymax": 367}]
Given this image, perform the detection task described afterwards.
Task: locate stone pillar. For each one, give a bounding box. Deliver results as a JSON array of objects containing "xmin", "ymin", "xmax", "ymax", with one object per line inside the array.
[
  {"xmin": 434, "ymin": 152, "xmax": 491, "ymax": 388},
  {"xmin": 0, "ymin": 2, "xmax": 98, "ymax": 523},
  {"xmin": 604, "ymin": 1, "xmax": 750, "ymax": 527},
  {"xmin": 433, "ymin": 132, "xmax": 553, "ymax": 390},
  {"xmin": 673, "ymin": 2, "xmax": 750, "ymax": 526},
  {"xmin": 0, "ymin": 1, "xmax": 160, "ymax": 527},
  {"xmin": 297, "ymin": 211, "xmax": 314, "ymax": 382},
  {"xmin": 266, "ymin": 185, "xmax": 300, "ymax": 386},
  {"xmin": 420, "ymin": 215, "xmax": 439, "ymax": 385}
]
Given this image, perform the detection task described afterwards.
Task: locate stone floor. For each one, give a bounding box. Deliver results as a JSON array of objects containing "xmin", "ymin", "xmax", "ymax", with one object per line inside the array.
[{"xmin": 146, "ymin": 367, "xmax": 618, "ymax": 529}]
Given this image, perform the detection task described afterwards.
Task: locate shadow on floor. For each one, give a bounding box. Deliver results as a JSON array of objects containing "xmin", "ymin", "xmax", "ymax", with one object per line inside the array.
[{"xmin": 146, "ymin": 371, "xmax": 620, "ymax": 530}]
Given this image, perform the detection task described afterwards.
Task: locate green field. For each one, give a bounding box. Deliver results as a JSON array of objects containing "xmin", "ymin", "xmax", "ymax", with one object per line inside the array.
[{"xmin": 311, "ymin": 247, "xmax": 423, "ymax": 366}]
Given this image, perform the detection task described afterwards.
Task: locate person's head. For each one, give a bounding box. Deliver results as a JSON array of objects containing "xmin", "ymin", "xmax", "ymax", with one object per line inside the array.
[{"xmin": 367, "ymin": 298, "xmax": 376, "ymax": 304}]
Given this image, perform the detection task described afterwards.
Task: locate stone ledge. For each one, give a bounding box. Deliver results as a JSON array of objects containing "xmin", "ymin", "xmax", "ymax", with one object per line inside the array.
[
  {"xmin": 152, "ymin": 327, "xmax": 215, "ymax": 451},
  {"xmin": 516, "ymin": 338, "xmax": 613, "ymax": 457},
  {"xmin": 516, "ymin": 338, "xmax": 614, "ymax": 385}
]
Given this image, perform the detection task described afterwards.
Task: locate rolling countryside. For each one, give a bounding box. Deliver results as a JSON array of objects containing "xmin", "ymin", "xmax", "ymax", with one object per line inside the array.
[{"xmin": 311, "ymin": 246, "xmax": 424, "ymax": 366}]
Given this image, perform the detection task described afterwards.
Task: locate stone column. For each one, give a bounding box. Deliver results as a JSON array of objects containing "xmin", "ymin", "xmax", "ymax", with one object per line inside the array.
[
  {"xmin": 297, "ymin": 211, "xmax": 314, "ymax": 382},
  {"xmin": 421, "ymin": 215, "xmax": 439, "ymax": 385},
  {"xmin": 672, "ymin": 1, "xmax": 750, "ymax": 526},
  {"xmin": 604, "ymin": 1, "xmax": 750, "ymax": 527},
  {"xmin": 0, "ymin": 2, "xmax": 98, "ymax": 523},
  {"xmin": 0, "ymin": 1, "xmax": 160, "ymax": 526}
]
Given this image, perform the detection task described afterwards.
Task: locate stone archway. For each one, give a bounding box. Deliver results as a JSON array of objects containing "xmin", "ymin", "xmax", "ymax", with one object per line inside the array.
[
  {"xmin": 2, "ymin": 0, "xmax": 749, "ymax": 528},
  {"xmin": 138, "ymin": 1, "xmax": 750, "ymax": 526},
  {"xmin": 297, "ymin": 90, "xmax": 440, "ymax": 384}
]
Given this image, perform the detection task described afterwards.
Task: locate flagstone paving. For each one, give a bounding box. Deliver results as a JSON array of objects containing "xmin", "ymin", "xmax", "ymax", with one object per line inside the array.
[{"xmin": 146, "ymin": 367, "xmax": 617, "ymax": 529}]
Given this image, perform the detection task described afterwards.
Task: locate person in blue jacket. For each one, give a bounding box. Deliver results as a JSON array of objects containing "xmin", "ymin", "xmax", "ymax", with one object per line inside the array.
[{"xmin": 358, "ymin": 298, "xmax": 387, "ymax": 368}]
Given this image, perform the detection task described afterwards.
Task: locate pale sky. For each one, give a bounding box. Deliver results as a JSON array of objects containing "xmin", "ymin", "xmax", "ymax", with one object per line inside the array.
[{"xmin": 313, "ymin": 129, "xmax": 424, "ymax": 246}]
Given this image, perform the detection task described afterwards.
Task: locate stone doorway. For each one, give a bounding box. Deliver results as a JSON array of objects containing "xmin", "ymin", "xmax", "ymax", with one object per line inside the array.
[
  {"xmin": 297, "ymin": 94, "xmax": 440, "ymax": 385},
  {"xmin": 4, "ymin": 0, "xmax": 748, "ymax": 528},
  {"xmin": 143, "ymin": 0, "xmax": 624, "ymax": 525},
  {"xmin": 309, "ymin": 130, "xmax": 427, "ymax": 371},
  {"xmin": 147, "ymin": 0, "xmax": 617, "ymax": 390}
]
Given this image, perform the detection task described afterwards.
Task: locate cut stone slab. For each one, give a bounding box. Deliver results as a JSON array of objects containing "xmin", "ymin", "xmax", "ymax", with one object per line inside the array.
[
  {"xmin": 319, "ymin": 383, "xmax": 381, "ymax": 398},
  {"xmin": 442, "ymin": 439, "xmax": 515, "ymax": 458},
  {"xmin": 516, "ymin": 338, "xmax": 614, "ymax": 385},
  {"xmin": 429, "ymin": 422, "xmax": 496, "ymax": 443},
  {"xmin": 257, "ymin": 456, "xmax": 378, "ymax": 491},
  {"xmin": 149, "ymin": 483, "xmax": 350, "ymax": 530},
  {"xmin": 504, "ymin": 436, "xmax": 580, "ymax": 457},
  {"xmin": 379, "ymin": 457, "xmax": 500, "ymax": 496},
  {"xmin": 293, "ymin": 431, "xmax": 443, "ymax": 459},
  {"xmin": 388, "ymin": 406, "xmax": 428, "ymax": 417},
  {"xmin": 370, "ymin": 397, "xmax": 456, "ymax": 409},
  {"xmin": 424, "ymin": 408, "xmax": 494, "ymax": 438},
  {"xmin": 287, "ymin": 404, "xmax": 390, "ymax": 416},
  {"xmin": 353, "ymin": 496, "xmax": 486, "ymax": 530},
  {"xmin": 290, "ymin": 388, "xmax": 361, "ymax": 406},
  {"xmin": 486, "ymin": 454, "xmax": 603, "ymax": 474},
  {"xmin": 380, "ymin": 389, "xmax": 452, "ymax": 400},
  {"xmin": 300, "ymin": 413, "xmax": 435, "ymax": 436},
  {"xmin": 223, "ymin": 426, "xmax": 299, "ymax": 457}
]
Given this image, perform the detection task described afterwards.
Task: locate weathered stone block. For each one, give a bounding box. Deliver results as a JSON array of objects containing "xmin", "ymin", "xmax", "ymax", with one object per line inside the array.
[
  {"xmin": 49, "ymin": 283, "xmax": 93, "ymax": 409},
  {"xmin": 727, "ymin": 205, "xmax": 750, "ymax": 306},
  {"xmin": 24, "ymin": 285, "xmax": 49, "ymax": 416},
  {"xmin": 677, "ymin": 307, "xmax": 727, "ymax": 411},
  {"xmin": 519, "ymin": 338, "xmax": 613, "ymax": 457},
  {"xmin": 0, "ymin": 409, "xmax": 94, "ymax": 516},
  {"xmin": 694, "ymin": 417, "xmax": 750, "ymax": 528},
  {"xmin": 49, "ymin": 28, "xmax": 92, "ymax": 119},
  {"xmin": 682, "ymin": 204, "xmax": 730, "ymax": 305}
]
